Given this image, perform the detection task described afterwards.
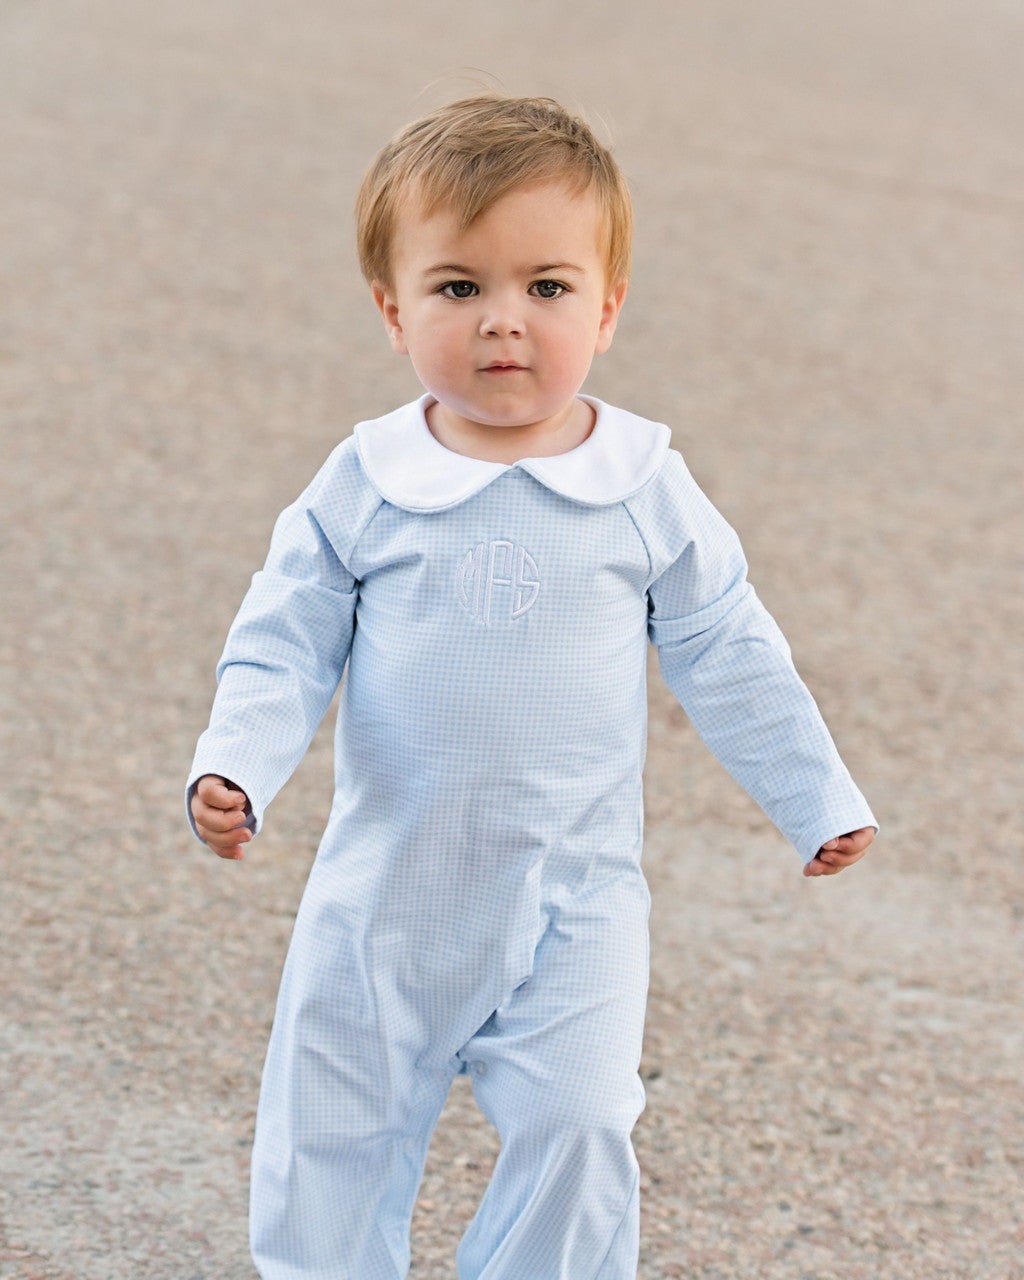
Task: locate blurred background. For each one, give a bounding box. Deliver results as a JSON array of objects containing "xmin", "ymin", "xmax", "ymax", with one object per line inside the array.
[{"xmin": 2, "ymin": 1, "xmax": 1022, "ymax": 1276}]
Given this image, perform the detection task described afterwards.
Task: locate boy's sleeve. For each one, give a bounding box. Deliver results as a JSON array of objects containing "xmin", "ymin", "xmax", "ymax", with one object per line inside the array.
[
  {"xmin": 186, "ymin": 468, "xmax": 364, "ymax": 842},
  {"xmin": 636, "ymin": 456, "xmax": 876, "ymax": 864}
]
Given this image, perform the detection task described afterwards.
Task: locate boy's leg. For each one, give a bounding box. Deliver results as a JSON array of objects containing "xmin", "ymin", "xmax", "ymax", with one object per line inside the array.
[
  {"xmin": 248, "ymin": 915, "xmax": 457, "ymax": 1280},
  {"xmin": 455, "ymin": 873, "xmax": 650, "ymax": 1280}
]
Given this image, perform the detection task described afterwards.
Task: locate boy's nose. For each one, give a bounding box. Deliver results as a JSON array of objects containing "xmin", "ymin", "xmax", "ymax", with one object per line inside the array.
[{"xmin": 479, "ymin": 305, "xmax": 524, "ymax": 338}]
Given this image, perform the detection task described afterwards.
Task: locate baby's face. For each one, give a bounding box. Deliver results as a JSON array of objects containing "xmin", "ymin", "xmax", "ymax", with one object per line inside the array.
[{"xmin": 373, "ymin": 180, "xmax": 626, "ymax": 460}]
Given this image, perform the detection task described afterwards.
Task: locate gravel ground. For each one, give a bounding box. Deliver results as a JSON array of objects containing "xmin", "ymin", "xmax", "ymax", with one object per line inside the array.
[{"xmin": 2, "ymin": 1, "xmax": 1022, "ymax": 1277}]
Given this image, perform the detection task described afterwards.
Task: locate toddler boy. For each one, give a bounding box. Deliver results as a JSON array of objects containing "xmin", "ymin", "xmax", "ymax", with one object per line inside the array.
[{"xmin": 188, "ymin": 94, "xmax": 875, "ymax": 1280}]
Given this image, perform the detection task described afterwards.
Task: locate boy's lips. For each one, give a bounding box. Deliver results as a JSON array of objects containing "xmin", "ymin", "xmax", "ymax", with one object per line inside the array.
[{"xmin": 481, "ymin": 361, "xmax": 527, "ymax": 372}]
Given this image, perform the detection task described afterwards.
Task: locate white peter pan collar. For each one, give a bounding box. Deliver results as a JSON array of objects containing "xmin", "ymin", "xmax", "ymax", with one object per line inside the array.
[{"xmin": 354, "ymin": 395, "xmax": 671, "ymax": 513}]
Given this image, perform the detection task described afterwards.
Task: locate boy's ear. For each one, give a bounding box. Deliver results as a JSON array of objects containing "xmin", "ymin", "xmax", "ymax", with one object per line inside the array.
[
  {"xmin": 594, "ymin": 279, "xmax": 628, "ymax": 355},
  {"xmin": 372, "ymin": 284, "xmax": 409, "ymax": 356}
]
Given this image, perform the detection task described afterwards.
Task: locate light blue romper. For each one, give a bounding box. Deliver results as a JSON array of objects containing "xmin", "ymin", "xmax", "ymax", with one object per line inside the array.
[{"xmin": 188, "ymin": 395, "xmax": 876, "ymax": 1280}]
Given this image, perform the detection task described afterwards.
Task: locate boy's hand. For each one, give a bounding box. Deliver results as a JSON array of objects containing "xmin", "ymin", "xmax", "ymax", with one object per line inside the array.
[
  {"xmin": 191, "ymin": 775, "xmax": 253, "ymax": 860},
  {"xmin": 803, "ymin": 826, "xmax": 874, "ymax": 877}
]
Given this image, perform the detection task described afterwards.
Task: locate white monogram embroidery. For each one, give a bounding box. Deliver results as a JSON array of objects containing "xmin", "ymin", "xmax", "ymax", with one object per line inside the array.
[{"xmin": 456, "ymin": 541, "xmax": 540, "ymax": 624}]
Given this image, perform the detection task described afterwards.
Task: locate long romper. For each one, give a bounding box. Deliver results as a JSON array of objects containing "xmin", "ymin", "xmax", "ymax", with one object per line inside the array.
[{"xmin": 188, "ymin": 395, "xmax": 876, "ymax": 1280}]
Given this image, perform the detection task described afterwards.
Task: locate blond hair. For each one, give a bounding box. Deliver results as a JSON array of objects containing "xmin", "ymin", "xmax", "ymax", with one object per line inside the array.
[{"xmin": 356, "ymin": 93, "xmax": 632, "ymax": 289}]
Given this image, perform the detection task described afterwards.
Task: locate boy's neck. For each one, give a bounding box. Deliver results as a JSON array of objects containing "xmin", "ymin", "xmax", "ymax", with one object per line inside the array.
[{"xmin": 425, "ymin": 397, "xmax": 596, "ymax": 464}]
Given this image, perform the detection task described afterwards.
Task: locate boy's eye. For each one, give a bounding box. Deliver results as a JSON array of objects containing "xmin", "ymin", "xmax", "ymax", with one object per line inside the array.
[
  {"xmin": 440, "ymin": 280, "xmax": 478, "ymax": 299},
  {"xmin": 529, "ymin": 280, "xmax": 566, "ymax": 300}
]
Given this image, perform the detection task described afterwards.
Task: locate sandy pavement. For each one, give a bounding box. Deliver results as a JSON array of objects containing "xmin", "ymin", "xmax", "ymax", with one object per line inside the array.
[{"xmin": 2, "ymin": 1, "xmax": 1022, "ymax": 1276}]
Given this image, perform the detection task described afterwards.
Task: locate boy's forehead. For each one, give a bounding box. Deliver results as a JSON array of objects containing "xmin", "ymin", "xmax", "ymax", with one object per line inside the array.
[{"xmin": 395, "ymin": 180, "xmax": 607, "ymax": 256}]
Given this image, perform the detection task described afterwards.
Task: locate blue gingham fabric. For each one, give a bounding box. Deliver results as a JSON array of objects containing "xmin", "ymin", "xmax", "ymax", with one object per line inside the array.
[{"xmin": 188, "ymin": 396, "xmax": 875, "ymax": 1279}]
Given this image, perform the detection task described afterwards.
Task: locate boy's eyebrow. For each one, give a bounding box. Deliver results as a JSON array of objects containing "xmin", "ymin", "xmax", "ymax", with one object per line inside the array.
[
  {"xmin": 530, "ymin": 262, "xmax": 586, "ymax": 275},
  {"xmin": 421, "ymin": 261, "xmax": 587, "ymax": 278},
  {"xmin": 421, "ymin": 263, "xmax": 476, "ymax": 279}
]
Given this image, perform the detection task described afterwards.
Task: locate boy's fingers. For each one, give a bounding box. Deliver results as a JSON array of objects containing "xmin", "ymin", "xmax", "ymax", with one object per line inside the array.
[
  {"xmin": 835, "ymin": 826, "xmax": 875, "ymax": 853},
  {"xmin": 815, "ymin": 852, "xmax": 863, "ymax": 874},
  {"xmin": 198, "ymin": 824, "xmax": 252, "ymax": 853},
  {"xmin": 195, "ymin": 775, "xmax": 226, "ymax": 801},
  {"xmin": 210, "ymin": 842, "xmax": 247, "ymax": 861},
  {"xmin": 195, "ymin": 812, "xmax": 246, "ymax": 836},
  {"xmin": 823, "ymin": 845, "xmax": 862, "ymax": 862},
  {"xmin": 822, "ymin": 844, "xmax": 869, "ymax": 869},
  {"xmin": 816, "ymin": 827, "xmax": 875, "ymax": 864},
  {"xmin": 804, "ymin": 845, "xmax": 870, "ymax": 877},
  {"xmin": 195, "ymin": 774, "xmax": 249, "ymax": 811},
  {"xmin": 804, "ymin": 858, "xmax": 844, "ymax": 877},
  {"xmin": 196, "ymin": 806, "xmax": 250, "ymax": 834}
]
